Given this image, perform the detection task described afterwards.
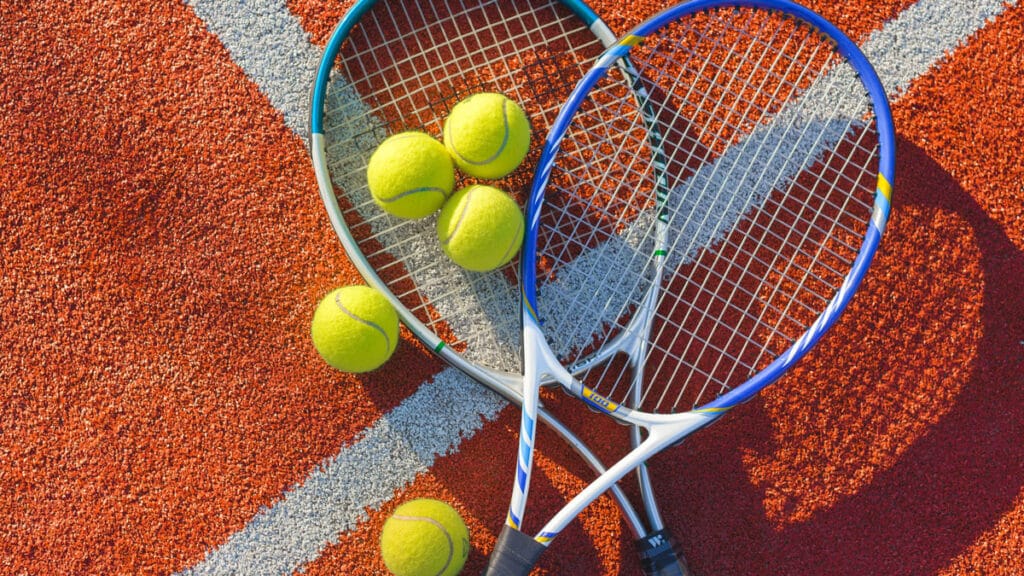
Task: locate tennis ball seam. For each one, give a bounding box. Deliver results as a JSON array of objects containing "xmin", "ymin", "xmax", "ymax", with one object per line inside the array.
[
  {"xmin": 375, "ymin": 133, "xmax": 449, "ymax": 203},
  {"xmin": 389, "ymin": 514, "xmax": 454, "ymax": 576},
  {"xmin": 445, "ymin": 98, "xmax": 512, "ymax": 166},
  {"xmin": 376, "ymin": 185, "xmax": 449, "ymax": 204},
  {"xmin": 495, "ymin": 214, "xmax": 524, "ymax": 266},
  {"xmin": 334, "ymin": 291, "xmax": 393, "ymax": 354},
  {"xmin": 438, "ymin": 187, "xmax": 474, "ymax": 247},
  {"xmin": 368, "ymin": 131, "xmax": 454, "ymax": 218}
]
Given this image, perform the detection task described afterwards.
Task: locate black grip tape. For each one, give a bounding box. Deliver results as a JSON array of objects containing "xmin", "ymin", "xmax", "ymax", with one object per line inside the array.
[
  {"xmin": 636, "ymin": 528, "xmax": 691, "ymax": 576},
  {"xmin": 483, "ymin": 525, "xmax": 546, "ymax": 576}
]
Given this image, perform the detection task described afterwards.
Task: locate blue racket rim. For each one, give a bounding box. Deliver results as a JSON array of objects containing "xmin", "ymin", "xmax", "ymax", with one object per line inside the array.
[{"xmin": 520, "ymin": 0, "xmax": 896, "ymax": 413}]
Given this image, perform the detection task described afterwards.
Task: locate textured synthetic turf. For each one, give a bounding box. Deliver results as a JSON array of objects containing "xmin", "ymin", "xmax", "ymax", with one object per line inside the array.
[{"xmin": 1, "ymin": 1, "xmax": 1022, "ymax": 575}]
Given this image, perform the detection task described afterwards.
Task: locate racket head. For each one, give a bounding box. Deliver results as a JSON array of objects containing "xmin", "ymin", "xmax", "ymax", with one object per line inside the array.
[
  {"xmin": 522, "ymin": 0, "xmax": 896, "ymax": 420},
  {"xmin": 308, "ymin": 0, "xmax": 616, "ymax": 378}
]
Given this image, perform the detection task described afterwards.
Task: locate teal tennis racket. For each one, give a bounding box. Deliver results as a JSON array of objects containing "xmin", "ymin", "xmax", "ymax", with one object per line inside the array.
[{"xmin": 308, "ymin": 1, "xmax": 690, "ymax": 573}]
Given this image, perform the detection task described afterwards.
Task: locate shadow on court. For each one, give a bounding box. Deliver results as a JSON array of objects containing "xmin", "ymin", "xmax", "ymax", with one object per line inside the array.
[{"xmin": 433, "ymin": 136, "xmax": 1024, "ymax": 575}]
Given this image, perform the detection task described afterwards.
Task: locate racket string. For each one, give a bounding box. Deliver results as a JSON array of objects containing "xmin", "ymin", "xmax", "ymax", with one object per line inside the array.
[
  {"xmin": 654, "ymin": 48, "xmax": 862, "ymax": 411},
  {"xmin": 321, "ymin": 0, "xmax": 609, "ymax": 373},
  {"xmin": 544, "ymin": 13, "xmax": 798, "ymax": 405},
  {"xmin": 707, "ymin": 81, "xmax": 879, "ymax": 394},
  {"xmin": 638, "ymin": 19, "xmax": 830, "ymax": 404},
  {"xmin": 535, "ymin": 7, "xmax": 881, "ymax": 414},
  {"xmin": 338, "ymin": 3, "xmax": 581, "ymax": 123}
]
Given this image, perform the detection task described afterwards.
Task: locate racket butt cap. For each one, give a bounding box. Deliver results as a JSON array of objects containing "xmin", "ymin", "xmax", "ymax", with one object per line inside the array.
[
  {"xmin": 483, "ymin": 524, "xmax": 546, "ymax": 576},
  {"xmin": 636, "ymin": 528, "xmax": 691, "ymax": 576}
]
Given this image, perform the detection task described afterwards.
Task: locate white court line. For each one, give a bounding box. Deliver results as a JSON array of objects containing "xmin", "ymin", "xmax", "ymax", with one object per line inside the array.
[
  {"xmin": 180, "ymin": 0, "xmax": 1016, "ymax": 574},
  {"xmin": 177, "ymin": 369, "xmax": 504, "ymax": 576},
  {"xmin": 183, "ymin": 0, "xmax": 320, "ymax": 137},
  {"xmin": 178, "ymin": 3, "xmax": 508, "ymax": 575}
]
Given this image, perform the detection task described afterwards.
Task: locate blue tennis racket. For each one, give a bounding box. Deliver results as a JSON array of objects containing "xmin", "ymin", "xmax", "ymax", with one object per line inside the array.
[{"xmin": 487, "ymin": 1, "xmax": 895, "ymax": 573}]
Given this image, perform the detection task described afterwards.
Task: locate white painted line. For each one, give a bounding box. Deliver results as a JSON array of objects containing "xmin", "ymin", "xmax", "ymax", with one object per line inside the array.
[
  {"xmin": 184, "ymin": 0, "xmax": 321, "ymax": 136},
  {"xmin": 180, "ymin": 0, "xmax": 1016, "ymax": 574},
  {"xmin": 177, "ymin": 368, "xmax": 505, "ymax": 576},
  {"xmin": 861, "ymin": 0, "xmax": 1013, "ymax": 98}
]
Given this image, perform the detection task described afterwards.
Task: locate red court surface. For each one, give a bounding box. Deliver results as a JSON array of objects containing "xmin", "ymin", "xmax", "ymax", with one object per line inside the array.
[{"xmin": 2, "ymin": 0, "xmax": 1022, "ymax": 574}]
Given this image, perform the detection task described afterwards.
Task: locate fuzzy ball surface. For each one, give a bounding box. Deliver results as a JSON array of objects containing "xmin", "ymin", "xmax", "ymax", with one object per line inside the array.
[
  {"xmin": 367, "ymin": 132, "xmax": 455, "ymax": 219},
  {"xmin": 437, "ymin": 185, "xmax": 524, "ymax": 272},
  {"xmin": 379, "ymin": 499, "xmax": 470, "ymax": 576},
  {"xmin": 443, "ymin": 93, "xmax": 531, "ymax": 180},
  {"xmin": 310, "ymin": 285, "xmax": 399, "ymax": 373}
]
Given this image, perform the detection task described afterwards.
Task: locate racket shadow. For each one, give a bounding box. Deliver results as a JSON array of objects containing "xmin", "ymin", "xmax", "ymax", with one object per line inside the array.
[
  {"xmin": 422, "ymin": 139, "xmax": 1022, "ymax": 576},
  {"xmin": 652, "ymin": 137, "xmax": 1024, "ymax": 576}
]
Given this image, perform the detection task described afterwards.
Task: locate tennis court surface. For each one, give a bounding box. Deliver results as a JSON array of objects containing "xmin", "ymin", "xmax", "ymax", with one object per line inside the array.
[{"xmin": 2, "ymin": 0, "xmax": 1022, "ymax": 574}]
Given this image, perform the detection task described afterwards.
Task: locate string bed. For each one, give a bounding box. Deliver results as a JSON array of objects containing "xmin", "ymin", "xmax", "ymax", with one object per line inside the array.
[
  {"xmin": 535, "ymin": 6, "xmax": 880, "ymax": 414},
  {"xmin": 320, "ymin": 0, "xmax": 606, "ymax": 372}
]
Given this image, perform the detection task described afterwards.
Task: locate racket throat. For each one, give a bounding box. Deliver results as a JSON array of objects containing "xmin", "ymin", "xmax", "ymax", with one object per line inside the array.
[
  {"xmin": 537, "ymin": 413, "xmax": 715, "ymax": 541},
  {"xmin": 571, "ymin": 280, "xmax": 661, "ymax": 375}
]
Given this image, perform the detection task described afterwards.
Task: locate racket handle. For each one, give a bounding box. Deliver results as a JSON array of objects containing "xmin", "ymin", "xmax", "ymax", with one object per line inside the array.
[
  {"xmin": 483, "ymin": 524, "xmax": 546, "ymax": 576},
  {"xmin": 637, "ymin": 528, "xmax": 691, "ymax": 576}
]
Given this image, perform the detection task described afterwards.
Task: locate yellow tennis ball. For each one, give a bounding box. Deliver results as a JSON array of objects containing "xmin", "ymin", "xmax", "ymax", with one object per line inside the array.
[
  {"xmin": 367, "ymin": 132, "xmax": 455, "ymax": 219},
  {"xmin": 443, "ymin": 93, "xmax": 531, "ymax": 179},
  {"xmin": 310, "ymin": 285, "xmax": 399, "ymax": 373},
  {"xmin": 380, "ymin": 499, "xmax": 470, "ymax": 576},
  {"xmin": 437, "ymin": 185, "xmax": 524, "ymax": 272}
]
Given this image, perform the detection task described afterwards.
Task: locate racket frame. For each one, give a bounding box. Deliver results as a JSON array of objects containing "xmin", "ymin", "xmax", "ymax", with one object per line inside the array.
[
  {"xmin": 307, "ymin": 1, "xmax": 691, "ymax": 573},
  {"xmin": 496, "ymin": 0, "xmax": 896, "ymax": 565}
]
